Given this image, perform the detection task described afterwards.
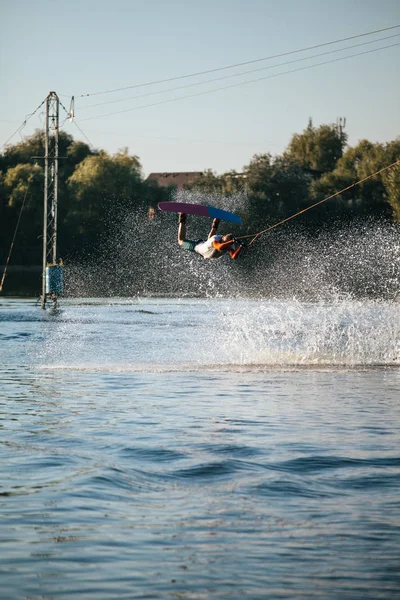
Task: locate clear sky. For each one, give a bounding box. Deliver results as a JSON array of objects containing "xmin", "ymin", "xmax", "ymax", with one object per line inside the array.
[{"xmin": 0, "ymin": 0, "xmax": 399, "ymax": 176}]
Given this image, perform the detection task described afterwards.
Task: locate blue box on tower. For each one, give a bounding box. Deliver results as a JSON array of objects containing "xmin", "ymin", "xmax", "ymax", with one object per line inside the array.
[{"xmin": 45, "ymin": 265, "xmax": 63, "ymax": 294}]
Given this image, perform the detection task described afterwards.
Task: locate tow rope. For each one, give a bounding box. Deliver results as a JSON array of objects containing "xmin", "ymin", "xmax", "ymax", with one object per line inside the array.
[{"xmin": 236, "ymin": 158, "xmax": 400, "ymax": 246}]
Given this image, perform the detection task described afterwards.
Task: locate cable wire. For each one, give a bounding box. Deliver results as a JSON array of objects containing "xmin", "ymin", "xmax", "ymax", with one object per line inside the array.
[
  {"xmin": 58, "ymin": 99, "xmax": 97, "ymax": 150},
  {"xmin": 78, "ymin": 25, "xmax": 400, "ymax": 97},
  {"xmin": 0, "ymin": 99, "xmax": 46, "ymax": 151},
  {"xmin": 76, "ymin": 33, "xmax": 400, "ymax": 111},
  {"xmin": 235, "ymin": 159, "xmax": 400, "ymax": 245},
  {"xmin": 79, "ymin": 41, "xmax": 400, "ymax": 122}
]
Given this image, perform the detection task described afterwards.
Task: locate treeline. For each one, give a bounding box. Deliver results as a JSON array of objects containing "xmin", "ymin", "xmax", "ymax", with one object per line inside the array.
[
  {"xmin": 0, "ymin": 122, "xmax": 399, "ymax": 267},
  {"xmin": 187, "ymin": 121, "xmax": 400, "ymax": 234},
  {"xmin": 0, "ymin": 132, "xmax": 171, "ymax": 265}
]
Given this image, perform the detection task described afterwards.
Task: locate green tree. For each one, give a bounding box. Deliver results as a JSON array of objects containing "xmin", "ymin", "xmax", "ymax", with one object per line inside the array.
[
  {"xmin": 2, "ymin": 130, "xmax": 45, "ymax": 169},
  {"xmin": 381, "ymin": 139, "xmax": 400, "ymax": 222},
  {"xmin": 188, "ymin": 169, "xmax": 224, "ymax": 193},
  {"xmin": 311, "ymin": 139, "xmax": 400, "ymax": 221},
  {"xmin": 187, "ymin": 169, "xmax": 246, "ymax": 196},
  {"xmin": 2, "ymin": 163, "xmax": 44, "ymax": 263},
  {"xmin": 68, "ymin": 149, "xmax": 141, "ymax": 199},
  {"xmin": 2, "ymin": 130, "xmax": 93, "ymax": 176},
  {"xmin": 243, "ymin": 153, "xmax": 311, "ymax": 227},
  {"xmin": 286, "ymin": 120, "xmax": 347, "ymax": 175},
  {"xmin": 4, "ymin": 163, "xmax": 43, "ymax": 208},
  {"xmin": 219, "ymin": 171, "xmax": 245, "ymax": 195},
  {"xmin": 66, "ymin": 140, "xmax": 94, "ymax": 166},
  {"xmin": 382, "ymin": 164, "xmax": 400, "ymax": 222},
  {"xmin": 66, "ymin": 149, "xmax": 145, "ymax": 248}
]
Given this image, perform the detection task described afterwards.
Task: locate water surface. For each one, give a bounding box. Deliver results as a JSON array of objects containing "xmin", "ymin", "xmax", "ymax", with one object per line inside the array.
[{"xmin": 1, "ymin": 297, "xmax": 399, "ymax": 599}]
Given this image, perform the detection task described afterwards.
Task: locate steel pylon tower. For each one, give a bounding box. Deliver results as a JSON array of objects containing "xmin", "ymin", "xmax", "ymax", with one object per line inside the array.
[{"xmin": 41, "ymin": 91, "xmax": 60, "ymax": 309}]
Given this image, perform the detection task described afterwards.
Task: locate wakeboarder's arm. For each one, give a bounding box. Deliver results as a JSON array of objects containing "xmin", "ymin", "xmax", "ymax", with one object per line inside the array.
[
  {"xmin": 212, "ymin": 238, "xmax": 245, "ymax": 259},
  {"xmin": 207, "ymin": 218, "xmax": 220, "ymax": 239},
  {"xmin": 229, "ymin": 245, "xmax": 244, "ymax": 259},
  {"xmin": 212, "ymin": 239, "xmax": 236, "ymax": 252},
  {"xmin": 178, "ymin": 213, "xmax": 187, "ymax": 246}
]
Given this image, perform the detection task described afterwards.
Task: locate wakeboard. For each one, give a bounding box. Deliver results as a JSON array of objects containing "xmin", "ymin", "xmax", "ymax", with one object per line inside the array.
[{"xmin": 158, "ymin": 202, "xmax": 242, "ymax": 224}]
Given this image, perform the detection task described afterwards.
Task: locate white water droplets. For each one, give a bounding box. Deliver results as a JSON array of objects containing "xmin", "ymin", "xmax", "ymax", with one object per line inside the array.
[{"xmin": 219, "ymin": 299, "xmax": 400, "ymax": 366}]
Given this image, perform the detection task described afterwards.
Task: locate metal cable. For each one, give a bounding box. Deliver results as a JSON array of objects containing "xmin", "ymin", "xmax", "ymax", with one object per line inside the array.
[
  {"xmin": 78, "ymin": 24, "xmax": 400, "ymax": 97},
  {"xmin": 77, "ymin": 33, "xmax": 400, "ymax": 111},
  {"xmin": 0, "ymin": 99, "xmax": 46, "ymax": 151},
  {"xmin": 78, "ymin": 42, "xmax": 400, "ymax": 122}
]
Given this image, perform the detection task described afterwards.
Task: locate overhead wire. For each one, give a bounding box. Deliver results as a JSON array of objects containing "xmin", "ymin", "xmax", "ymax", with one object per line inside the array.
[
  {"xmin": 0, "ymin": 99, "xmax": 46, "ymax": 151},
  {"xmin": 78, "ymin": 24, "xmax": 400, "ymax": 97},
  {"xmin": 76, "ymin": 33, "xmax": 400, "ymax": 111},
  {"xmin": 70, "ymin": 120, "xmax": 97, "ymax": 150},
  {"xmin": 58, "ymin": 99, "xmax": 97, "ymax": 151},
  {"xmin": 78, "ymin": 41, "xmax": 400, "ymax": 122}
]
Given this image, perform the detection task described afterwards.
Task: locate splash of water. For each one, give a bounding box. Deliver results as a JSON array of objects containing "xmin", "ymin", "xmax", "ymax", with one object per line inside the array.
[
  {"xmin": 217, "ymin": 299, "xmax": 400, "ymax": 367},
  {"xmin": 33, "ymin": 295, "xmax": 399, "ymax": 372},
  {"xmin": 46, "ymin": 192, "xmax": 400, "ymax": 369},
  {"xmin": 63, "ymin": 194, "xmax": 400, "ymax": 302}
]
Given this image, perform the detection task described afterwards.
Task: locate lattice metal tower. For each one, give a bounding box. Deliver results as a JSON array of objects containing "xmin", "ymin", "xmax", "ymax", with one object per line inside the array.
[{"xmin": 41, "ymin": 91, "xmax": 61, "ymax": 309}]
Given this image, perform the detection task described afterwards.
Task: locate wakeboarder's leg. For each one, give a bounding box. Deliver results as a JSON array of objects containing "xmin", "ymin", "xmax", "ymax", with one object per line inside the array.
[{"xmin": 178, "ymin": 213, "xmax": 187, "ymax": 246}]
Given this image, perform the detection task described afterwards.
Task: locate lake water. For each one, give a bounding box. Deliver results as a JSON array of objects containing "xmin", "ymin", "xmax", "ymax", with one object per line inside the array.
[{"xmin": 1, "ymin": 297, "xmax": 400, "ymax": 599}]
